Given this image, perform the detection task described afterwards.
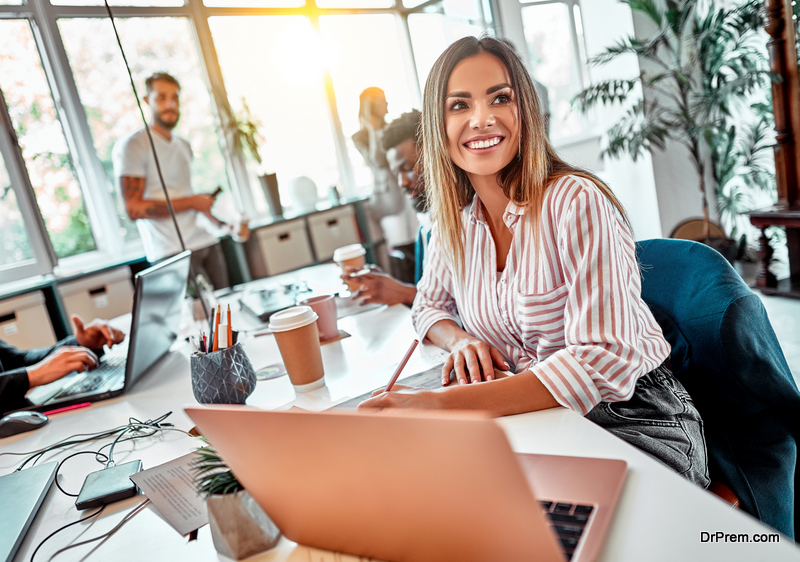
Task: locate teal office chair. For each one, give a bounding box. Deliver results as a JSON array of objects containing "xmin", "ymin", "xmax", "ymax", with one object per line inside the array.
[{"xmin": 636, "ymin": 238, "xmax": 800, "ymax": 539}]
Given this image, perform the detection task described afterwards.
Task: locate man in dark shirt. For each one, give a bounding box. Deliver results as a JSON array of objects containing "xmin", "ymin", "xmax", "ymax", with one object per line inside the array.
[
  {"xmin": 343, "ymin": 110, "xmax": 429, "ymax": 306},
  {"xmin": 0, "ymin": 315, "xmax": 124, "ymax": 416}
]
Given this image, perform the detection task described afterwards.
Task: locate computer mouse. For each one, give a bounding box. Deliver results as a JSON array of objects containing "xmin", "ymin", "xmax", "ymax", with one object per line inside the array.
[{"xmin": 0, "ymin": 411, "xmax": 49, "ymax": 438}]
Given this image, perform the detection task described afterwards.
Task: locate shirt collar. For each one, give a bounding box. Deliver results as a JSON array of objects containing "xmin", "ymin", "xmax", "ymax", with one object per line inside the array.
[{"xmin": 468, "ymin": 196, "xmax": 524, "ymax": 229}]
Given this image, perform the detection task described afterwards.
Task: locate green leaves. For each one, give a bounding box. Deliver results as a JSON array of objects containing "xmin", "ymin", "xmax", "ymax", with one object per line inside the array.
[
  {"xmin": 572, "ymin": 0, "xmax": 773, "ymax": 242},
  {"xmin": 572, "ymin": 79, "xmax": 640, "ymax": 112},
  {"xmin": 193, "ymin": 444, "xmax": 244, "ymax": 499}
]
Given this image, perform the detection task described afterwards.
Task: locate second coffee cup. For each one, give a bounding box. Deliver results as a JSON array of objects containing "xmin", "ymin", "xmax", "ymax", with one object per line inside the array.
[
  {"xmin": 298, "ymin": 295, "xmax": 339, "ymax": 341},
  {"xmin": 334, "ymin": 244, "xmax": 367, "ymax": 293},
  {"xmin": 268, "ymin": 306, "xmax": 325, "ymax": 392}
]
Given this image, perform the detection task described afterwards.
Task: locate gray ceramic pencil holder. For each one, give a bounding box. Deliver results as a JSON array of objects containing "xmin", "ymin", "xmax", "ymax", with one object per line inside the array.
[{"xmin": 191, "ymin": 342, "xmax": 257, "ymax": 405}]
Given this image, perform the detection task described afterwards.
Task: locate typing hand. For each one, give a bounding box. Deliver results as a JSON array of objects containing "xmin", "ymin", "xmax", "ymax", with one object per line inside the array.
[
  {"xmin": 445, "ymin": 337, "xmax": 510, "ymax": 386},
  {"xmin": 27, "ymin": 347, "xmax": 98, "ymax": 388},
  {"xmin": 358, "ymin": 385, "xmax": 439, "ymax": 410},
  {"xmin": 72, "ymin": 315, "xmax": 125, "ymax": 350},
  {"xmin": 351, "ymin": 270, "xmax": 416, "ymax": 306}
]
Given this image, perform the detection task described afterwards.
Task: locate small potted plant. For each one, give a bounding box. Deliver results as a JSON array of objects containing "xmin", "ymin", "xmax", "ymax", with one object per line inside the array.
[
  {"xmin": 194, "ymin": 441, "xmax": 281, "ymax": 559},
  {"xmin": 226, "ymin": 98, "xmax": 282, "ymax": 217}
]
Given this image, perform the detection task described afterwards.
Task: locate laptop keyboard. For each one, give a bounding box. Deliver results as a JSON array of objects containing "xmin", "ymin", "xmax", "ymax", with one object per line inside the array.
[
  {"xmin": 51, "ymin": 355, "xmax": 126, "ymax": 400},
  {"xmin": 539, "ymin": 500, "xmax": 594, "ymax": 561}
]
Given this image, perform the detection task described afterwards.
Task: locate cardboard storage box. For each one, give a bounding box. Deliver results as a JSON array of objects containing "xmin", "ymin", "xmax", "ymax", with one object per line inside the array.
[
  {"xmin": 58, "ymin": 267, "xmax": 134, "ymax": 330},
  {"xmin": 307, "ymin": 206, "xmax": 360, "ymax": 262},
  {"xmin": 0, "ymin": 291, "xmax": 57, "ymax": 349},
  {"xmin": 247, "ymin": 219, "xmax": 314, "ymax": 278}
]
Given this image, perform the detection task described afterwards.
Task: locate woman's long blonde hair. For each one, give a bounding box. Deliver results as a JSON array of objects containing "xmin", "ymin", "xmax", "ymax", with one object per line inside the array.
[{"xmin": 421, "ymin": 36, "xmax": 631, "ymax": 275}]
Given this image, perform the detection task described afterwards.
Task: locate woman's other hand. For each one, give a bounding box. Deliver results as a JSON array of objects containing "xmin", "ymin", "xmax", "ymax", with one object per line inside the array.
[
  {"xmin": 445, "ymin": 337, "xmax": 509, "ymax": 385},
  {"xmin": 358, "ymin": 385, "xmax": 440, "ymax": 410}
]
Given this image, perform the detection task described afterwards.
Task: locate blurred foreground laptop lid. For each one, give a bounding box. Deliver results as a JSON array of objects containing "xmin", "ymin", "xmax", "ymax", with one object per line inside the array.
[
  {"xmin": 0, "ymin": 462, "xmax": 56, "ymax": 562},
  {"xmin": 186, "ymin": 407, "xmax": 626, "ymax": 562}
]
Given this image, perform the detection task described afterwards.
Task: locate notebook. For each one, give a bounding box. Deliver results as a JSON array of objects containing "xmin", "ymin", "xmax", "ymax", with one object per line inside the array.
[
  {"xmin": 24, "ymin": 251, "xmax": 191, "ymax": 410},
  {"xmin": 0, "ymin": 462, "xmax": 56, "ymax": 562},
  {"xmin": 185, "ymin": 407, "xmax": 627, "ymax": 562}
]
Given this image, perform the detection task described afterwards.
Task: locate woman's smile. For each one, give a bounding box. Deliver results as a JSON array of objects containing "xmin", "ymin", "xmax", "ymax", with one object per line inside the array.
[{"xmin": 463, "ymin": 135, "xmax": 505, "ymax": 150}]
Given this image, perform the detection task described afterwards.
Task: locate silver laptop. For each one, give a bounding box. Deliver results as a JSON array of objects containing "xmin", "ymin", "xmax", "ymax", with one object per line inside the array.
[
  {"xmin": 185, "ymin": 407, "xmax": 627, "ymax": 562},
  {"xmin": 0, "ymin": 461, "xmax": 56, "ymax": 562},
  {"xmin": 24, "ymin": 251, "xmax": 191, "ymax": 410}
]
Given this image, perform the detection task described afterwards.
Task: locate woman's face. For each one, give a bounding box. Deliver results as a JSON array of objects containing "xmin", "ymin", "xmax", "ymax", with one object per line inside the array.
[{"xmin": 444, "ymin": 52, "xmax": 519, "ymax": 181}]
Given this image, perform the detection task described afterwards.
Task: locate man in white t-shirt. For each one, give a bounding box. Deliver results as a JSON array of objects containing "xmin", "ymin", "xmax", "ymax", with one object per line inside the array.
[{"xmin": 112, "ymin": 72, "xmax": 229, "ymax": 290}]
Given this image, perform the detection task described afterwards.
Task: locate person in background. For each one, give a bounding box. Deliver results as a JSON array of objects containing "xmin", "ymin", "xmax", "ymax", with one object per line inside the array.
[
  {"xmin": 0, "ymin": 315, "xmax": 125, "ymax": 416},
  {"xmin": 360, "ymin": 36, "xmax": 709, "ymax": 488},
  {"xmin": 113, "ymin": 72, "xmax": 230, "ymax": 291},
  {"xmin": 352, "ymin": 88, "xmax": 417, "ymax": 268},
  {"xmin": 344, "ymin": 110, "xmax": 428, "ymax": 306}
]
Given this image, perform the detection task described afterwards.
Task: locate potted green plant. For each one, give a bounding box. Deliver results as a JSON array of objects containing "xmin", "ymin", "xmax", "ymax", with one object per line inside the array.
[
  {"xmin": 223, "ymin": 97, "xmax": 282, "ymax": 217},
  {"xmin": 573, "ymin": 0, "xmax": 776, "ymax": 260},
  {"xmin": 193, "ymin": 442, "xmax": 281, "ymax": 559}
]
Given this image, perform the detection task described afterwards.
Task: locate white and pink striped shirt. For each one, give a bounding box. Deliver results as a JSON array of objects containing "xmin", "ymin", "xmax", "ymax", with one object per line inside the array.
[{"xmin": 412, "ymin": 175, "xmax": 670, "ymax": 415}]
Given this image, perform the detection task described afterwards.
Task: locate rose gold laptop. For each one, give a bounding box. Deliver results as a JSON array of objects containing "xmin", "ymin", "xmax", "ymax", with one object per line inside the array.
[{"xmin": 185, "ymin": 407, "xmax": 626, "ymax": 562}]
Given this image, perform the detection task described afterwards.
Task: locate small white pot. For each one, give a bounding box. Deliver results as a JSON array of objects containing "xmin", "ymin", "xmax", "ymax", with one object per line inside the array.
[{"xmin": 206, "ymin": 490, "xmax": 281, "ymax": 559}]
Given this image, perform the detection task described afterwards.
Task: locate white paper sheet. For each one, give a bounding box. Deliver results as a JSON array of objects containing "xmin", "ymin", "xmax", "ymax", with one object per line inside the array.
[{"xmin": 130, "ymin": 453, "xmax": 207, "ymax": 536}]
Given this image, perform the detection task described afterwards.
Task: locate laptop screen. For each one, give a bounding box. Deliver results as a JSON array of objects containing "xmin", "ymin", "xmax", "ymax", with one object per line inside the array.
[{"xmin": 126, "ymin": 251, "xmax": 191, "ymax": 386}]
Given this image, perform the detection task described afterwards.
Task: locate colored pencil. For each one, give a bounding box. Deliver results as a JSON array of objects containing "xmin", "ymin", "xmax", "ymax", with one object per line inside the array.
[
  {"xmin": 212, "ymin": 305, "xmax": 221, "ymax": 351},
  {"xmin": 384, "ymin": 339, "xmax": 419, "ymax": 393},
  {"xmin": 227, "ymin": 304, "xmax": 233, "ymax": 349}
]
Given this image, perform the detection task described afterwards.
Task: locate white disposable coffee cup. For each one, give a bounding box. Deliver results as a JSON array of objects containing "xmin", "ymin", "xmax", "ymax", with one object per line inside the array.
[
  {"xmin": 268, "ymin": 306, "xmax": 325, "ymax": 392},
  {"xmin": 333, "ymin": 244, "xmax": 366, "ymax": 272}
]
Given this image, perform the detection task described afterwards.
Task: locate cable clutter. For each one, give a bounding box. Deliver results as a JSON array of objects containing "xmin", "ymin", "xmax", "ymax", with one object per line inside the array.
[{"xmin": 1, "ymin": 411, "xmax": 197, "ymax": 562}]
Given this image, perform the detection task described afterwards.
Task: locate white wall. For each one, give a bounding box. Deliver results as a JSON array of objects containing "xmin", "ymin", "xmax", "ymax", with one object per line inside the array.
[{"xmin": 492, "ymin": 0, "xmax": 664, "ymax": 240}]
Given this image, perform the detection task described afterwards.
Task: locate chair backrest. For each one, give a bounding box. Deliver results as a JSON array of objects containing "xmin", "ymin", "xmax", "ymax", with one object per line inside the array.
[{"xmin": 636, "ymin": 238, "xmax": 800, "ymax": 539}]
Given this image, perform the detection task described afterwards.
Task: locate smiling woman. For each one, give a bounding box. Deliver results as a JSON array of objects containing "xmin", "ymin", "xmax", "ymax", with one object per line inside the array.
[{"xmin": 360, "ymin": 36, "xmax": 711, "ymax": 489}]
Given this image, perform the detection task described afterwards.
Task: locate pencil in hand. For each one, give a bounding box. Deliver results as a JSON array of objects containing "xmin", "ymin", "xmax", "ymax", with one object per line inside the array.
[{"xmin": 384, "ymin": 339, "xmax": 419, "ymax": 393}]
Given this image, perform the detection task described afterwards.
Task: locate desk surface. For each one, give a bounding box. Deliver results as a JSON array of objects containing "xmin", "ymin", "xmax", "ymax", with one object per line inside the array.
[{"xmin": 2, "ymin": 264, "xmax": 798, "ymax": 562}]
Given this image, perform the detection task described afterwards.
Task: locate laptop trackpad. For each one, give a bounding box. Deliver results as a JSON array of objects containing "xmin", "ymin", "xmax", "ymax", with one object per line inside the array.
[
  {"xmin": 518, "ymin": 454, "xmax": 627, "ymax": 562},
  {"xmin": 517, "ymin": 453, "xmax": 626, "ymax": 506}
]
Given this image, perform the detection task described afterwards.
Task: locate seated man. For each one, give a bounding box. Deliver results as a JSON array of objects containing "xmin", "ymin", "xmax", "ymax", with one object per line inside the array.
[
  {"xmin": 343, "ymin": 110, "xmax": 430, "ymax": 306},
  {"xmin": 0, "ymin": 315, "xmax": 125, "ymax": 416}
]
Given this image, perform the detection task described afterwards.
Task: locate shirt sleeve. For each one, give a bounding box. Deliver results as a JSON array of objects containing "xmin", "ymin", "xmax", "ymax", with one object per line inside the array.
[
  {"xmin": 411, "ymin": 229, "xmax": 461, "ymax": 341},
  {"xmin": 0, "ymin": 336, "xmax": 79, "ymax": 416},
  {"xmin": 529, "ymin": 181, "xmax": 666, "ymax": 415},
  {"xmin": 113, "ymin": 133, "xmax": 148, "ymax": 178}
]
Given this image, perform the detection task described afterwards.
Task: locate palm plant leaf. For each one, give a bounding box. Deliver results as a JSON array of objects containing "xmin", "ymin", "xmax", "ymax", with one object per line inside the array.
[
  {"xmin": 572, "ymin": 78, "xmax": 640, "ymax": 112},
  {"xmin": 573, "ymin": 0, "xmax": 775, "ymax": 244}
]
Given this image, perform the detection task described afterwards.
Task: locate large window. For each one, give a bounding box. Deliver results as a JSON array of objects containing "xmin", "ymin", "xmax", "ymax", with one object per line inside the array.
[
  {"xmin": 0, "ymin": 155, "xmax": 34, "ymax": 267},
  {"xmin": 320, "ymin": 14, "xmax": 417, "ymax": 191},
  {"xmin": 0, "ymin": 0, "xmax": 492, "ymax": 285},
  {"xmin": 208, "ymin": 15, "xmax": 340, "ymax": 210},
  {"xmin": 520, "ymin": 0, "xmax": 589, "ymax": 139},
  {"xmin": 59, "ymin": 16, "xmax": 233, "ymax": 226},
  {"xmin": 0, "ymin": 20, "xmax": 96, "ymax": 259}
]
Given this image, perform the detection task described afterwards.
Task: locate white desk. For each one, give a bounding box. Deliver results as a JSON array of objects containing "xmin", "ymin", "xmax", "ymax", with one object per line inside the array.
[{"xmin": 2, "ymin": 264, "xmax": 799, "ymax": 561}]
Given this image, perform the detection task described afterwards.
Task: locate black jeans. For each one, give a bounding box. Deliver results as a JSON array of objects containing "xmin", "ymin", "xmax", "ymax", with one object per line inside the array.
[{"xmin": 585, "ymin": 364, "xmax": 710, "ymax": 488}]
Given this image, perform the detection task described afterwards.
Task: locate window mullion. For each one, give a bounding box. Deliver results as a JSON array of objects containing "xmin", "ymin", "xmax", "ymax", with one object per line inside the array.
[
  {"xmin": 396, "ymin": 12, "xmax": 422, "ymax": 108},
  {"xmin": 310, "ymin": 15, "xmax": 356, "ymax": 194},
  {"xmin": 188, "ymin": 0, "xmax": 254, "ymax": 213},
  {"xmin": 0, "ymin": 87, "xmax": 57, "ymax": 278},
  {"xmin": 28, "ymin": 0, "xmax": 123, "ymax": 258}
]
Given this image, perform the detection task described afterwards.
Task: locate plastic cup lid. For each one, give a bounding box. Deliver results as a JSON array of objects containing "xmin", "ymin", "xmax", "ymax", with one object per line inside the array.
[
  {"xmin": 268, "ymin": 306, "xmax": 318, "ymax": 332},
  {"xmin": 333, "ymin": 244, "xmax": 366, "ymax": 262}
]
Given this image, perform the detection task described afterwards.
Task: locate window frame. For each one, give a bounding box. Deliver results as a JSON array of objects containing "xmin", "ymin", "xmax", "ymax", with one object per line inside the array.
[{"xmin": 0, "ymin": 0, "xmax": 493, "ymax": 286}]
